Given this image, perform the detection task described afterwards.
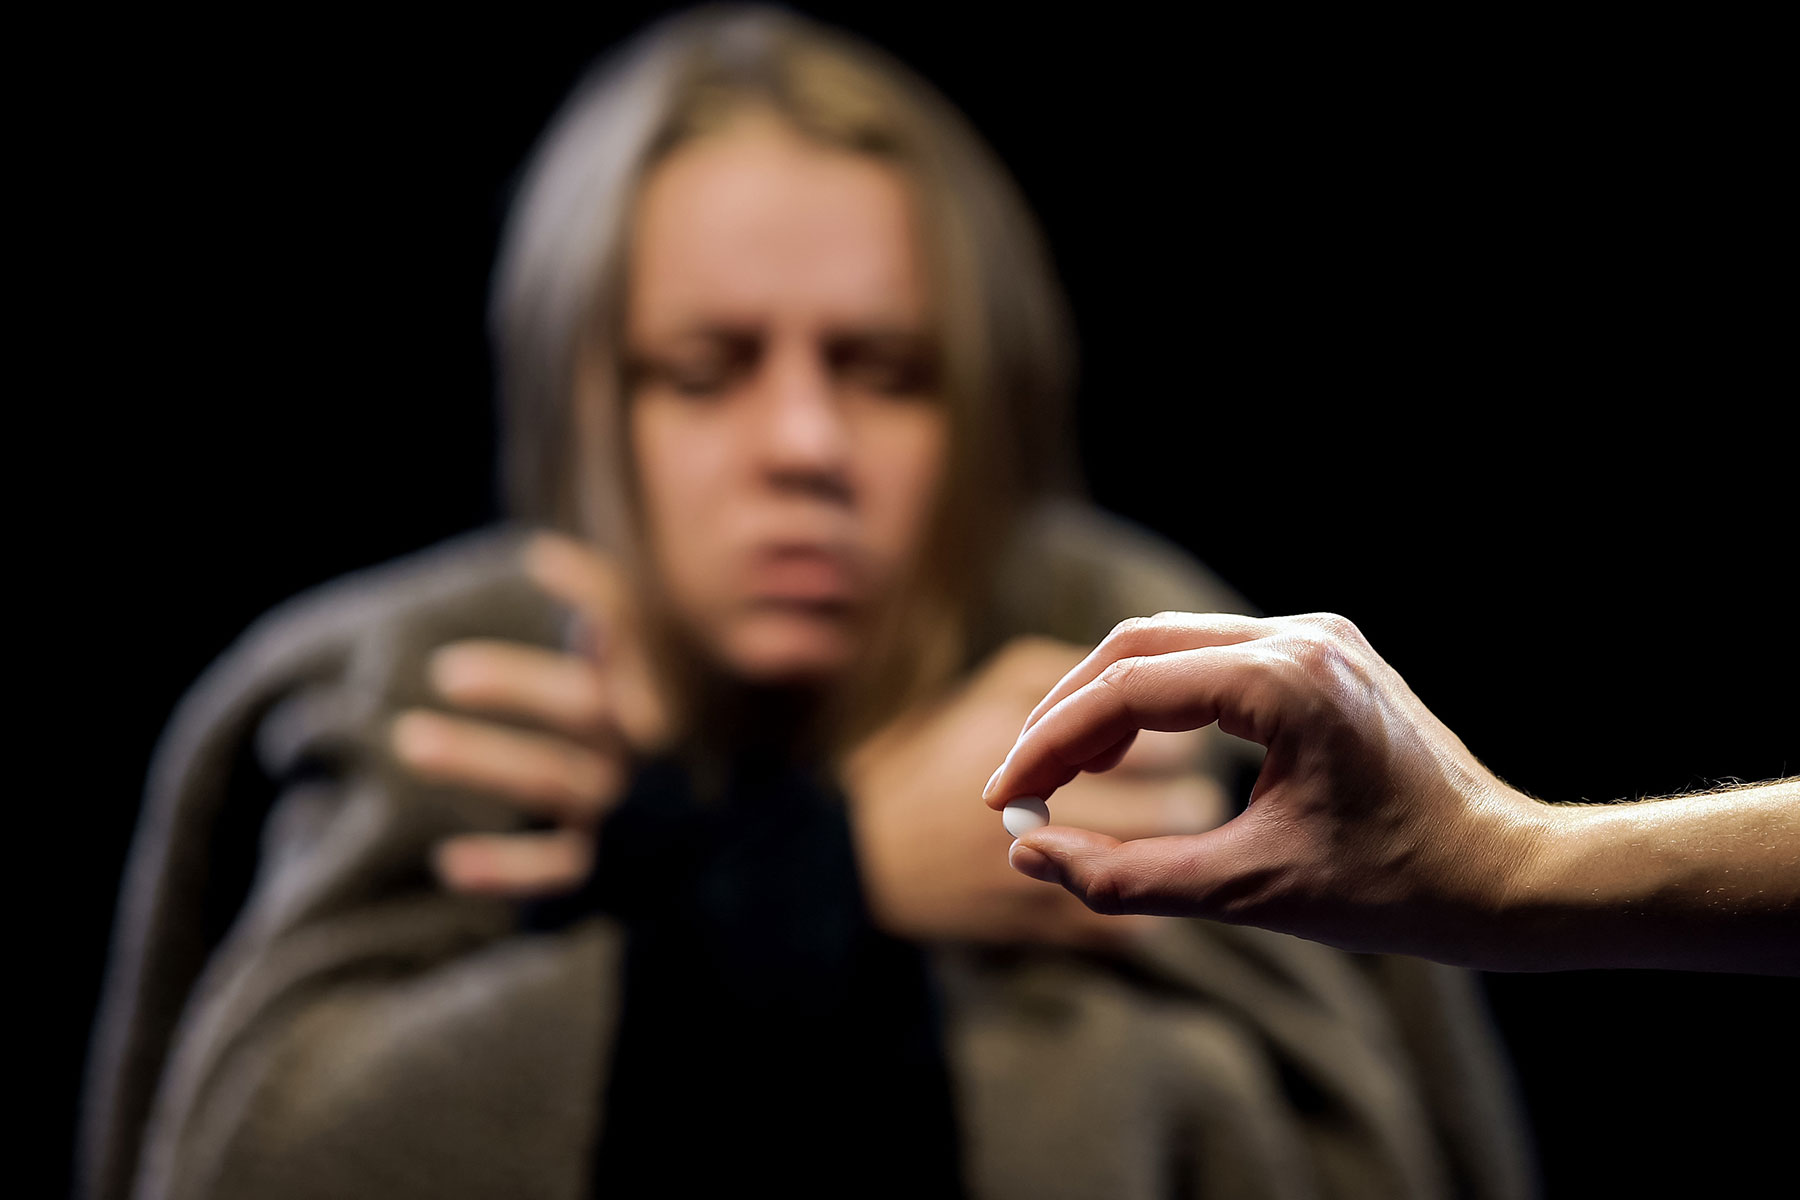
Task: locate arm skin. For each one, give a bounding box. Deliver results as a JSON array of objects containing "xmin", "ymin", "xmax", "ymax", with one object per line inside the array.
[
  {"xmin": 1507, "ymin": 780, "xmax": 1797, "ymax": 973},
  {"xmin": 982, "ymin": 611, "xmax": 1799, "ymax": 975}
]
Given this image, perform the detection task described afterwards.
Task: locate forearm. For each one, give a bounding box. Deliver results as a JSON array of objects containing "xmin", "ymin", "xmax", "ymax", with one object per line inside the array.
[{"xmin": 1501, "ymin": 778, "xmax": 1799, "ymax": 974}]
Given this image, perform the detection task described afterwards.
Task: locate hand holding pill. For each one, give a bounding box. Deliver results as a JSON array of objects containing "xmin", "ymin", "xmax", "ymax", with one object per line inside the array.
[
  {"xmin": 981, "ymin": 611, "xmax": 1535, "ymax": 962},
  {"xmin": 983, "ymin": 611, "xmax": 1800, "ymax": 975}
]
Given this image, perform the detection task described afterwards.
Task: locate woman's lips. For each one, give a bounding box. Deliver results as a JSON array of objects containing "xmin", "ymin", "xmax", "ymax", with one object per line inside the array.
[{"xmin": 744, "ymin": 546, "xmax": 861, "ymax": 606}]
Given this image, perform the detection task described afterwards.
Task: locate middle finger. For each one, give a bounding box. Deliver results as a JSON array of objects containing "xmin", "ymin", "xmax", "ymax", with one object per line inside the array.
[
  {"xmin": 1017, "ymin": 613, "xmax": 1271, "ymax": 740},
  {"xmin": 392, "ymin": 708, "xmax": 622, "ymax": 826}
]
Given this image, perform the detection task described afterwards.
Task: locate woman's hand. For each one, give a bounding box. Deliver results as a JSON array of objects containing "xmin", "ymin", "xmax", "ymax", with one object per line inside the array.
[
  {"xmin": 845, "ymin": 637, "xmax": 1229, "ymax": 950},
  {"xmin": 391, "ymin": 532, "xmax": 667, "ymax": 897}
]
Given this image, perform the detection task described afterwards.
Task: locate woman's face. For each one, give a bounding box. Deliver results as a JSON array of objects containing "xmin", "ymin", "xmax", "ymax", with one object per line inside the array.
[{"xmin": 622, "ymin": 112, "xmax": 948, "ymax": 686}]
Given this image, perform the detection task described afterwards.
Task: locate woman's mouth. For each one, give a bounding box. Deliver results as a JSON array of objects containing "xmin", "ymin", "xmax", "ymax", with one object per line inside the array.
[{"xmin": 744, "ymin": 545, "xmax": 862, "ymax": 607}]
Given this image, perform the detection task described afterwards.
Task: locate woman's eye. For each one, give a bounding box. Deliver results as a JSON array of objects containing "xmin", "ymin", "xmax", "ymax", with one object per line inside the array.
[
  {"xmin": 634, "ymin": 334, "xmax": 760, "ymax": 399},
  {"xmin": 834, "ymin": 343, "xmax": 938, "ymax": 397},
  {"xmin": 627, "ymin": 351, "xmax": 744, "ymax": 399},
  {"xmin": 665, "ymin": 362, "xmax": 733, "ymax": 395}
]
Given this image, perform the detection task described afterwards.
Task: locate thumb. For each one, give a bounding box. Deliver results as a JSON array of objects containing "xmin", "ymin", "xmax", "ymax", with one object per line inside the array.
[{"xmin": 1007, "ymin": 824, "xmax": 1246, "ymax": 920}]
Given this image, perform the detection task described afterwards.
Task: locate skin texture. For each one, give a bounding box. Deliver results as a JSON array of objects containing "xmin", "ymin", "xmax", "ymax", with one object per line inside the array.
[
  {"xmin": 984, "ymin": 610, "xmax": 1800, "ymax": 974},
  {"xmin": 394, "ymin": 116, "xmax": 1223, "ymax": 947}
]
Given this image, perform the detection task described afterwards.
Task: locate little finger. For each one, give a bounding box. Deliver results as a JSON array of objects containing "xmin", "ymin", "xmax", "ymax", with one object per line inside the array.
[{"xmin": 433, "ymin": 830, "xmax": 593, "ymax": 898}]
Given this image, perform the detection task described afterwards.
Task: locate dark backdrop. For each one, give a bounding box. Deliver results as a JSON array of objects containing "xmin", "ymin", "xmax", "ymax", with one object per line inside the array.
[{"xmin": 48, "ymin": 6, "xmax": 1794, "ymax": 1197}]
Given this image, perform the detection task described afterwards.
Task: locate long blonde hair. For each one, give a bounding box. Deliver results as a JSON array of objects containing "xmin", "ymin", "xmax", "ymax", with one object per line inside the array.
[{"xmin": 490, "ymin": 6, "xmax": 1079, "ymax": 748}]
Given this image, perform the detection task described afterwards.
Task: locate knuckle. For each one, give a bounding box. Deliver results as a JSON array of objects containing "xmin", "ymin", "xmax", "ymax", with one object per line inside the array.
[
  {"xmin": 1296, "ymin": 611, "xmax": 1365, "ymax": 647},
  {"xmin": 1286, "ymin": 628, "xmax": 1351, "ymax": 686},
  {"xmin": 1104, "ymin": 615, "xmax": 1150, "ymax": 650},
  {"xmin": 1274, "ymin": 632, "xmax": 1374, "ymax": 728},
  {"xmin": 1102, "ymin": 612, "xmax": 1179, "ymax": 658},
  {"xmin": 1097, "ymin": 655, "xmax": 1145, "ymax": 698},
  {"xmin": 1078, "ymin": 862, "xmax": 1134, "ymax": 917}
]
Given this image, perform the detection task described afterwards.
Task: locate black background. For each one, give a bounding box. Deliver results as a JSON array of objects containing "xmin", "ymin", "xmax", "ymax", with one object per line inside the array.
[{"xmin": 45, "ymin": 5, "xmax": 1794, "ymax": 1197}]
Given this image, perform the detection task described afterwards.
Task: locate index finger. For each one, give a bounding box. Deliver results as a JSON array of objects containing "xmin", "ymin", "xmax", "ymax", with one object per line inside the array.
[
  {"xmin": 986, "ymin": 643, "xmax": 1276, "ymax": 808},
  {"xmin": 523, "ymin": 532, "xmax": 637, "ymax": 651},
  {"xmin": 522, "ymin": 532, "xmax": 668, "ymax": 750},
  {"xmin": 1015, "ymin": 613, "xmax": 1271, "ymax": 742}
]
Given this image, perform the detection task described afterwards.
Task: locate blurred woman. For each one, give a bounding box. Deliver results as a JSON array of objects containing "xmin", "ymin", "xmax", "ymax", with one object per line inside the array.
[{"xmin": 82, "ymin": 9, "xmax": 1534, "ymax": 1199}]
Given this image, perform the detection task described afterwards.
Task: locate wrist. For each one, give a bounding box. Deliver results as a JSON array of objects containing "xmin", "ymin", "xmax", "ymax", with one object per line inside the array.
[
  {"xmin": 1487, "ymin": 795, "xmax": 1709, "ymax": 971},
  {"xmin": 1483, "ymin": 793, "xmax": 1593, "ymax": 970}
]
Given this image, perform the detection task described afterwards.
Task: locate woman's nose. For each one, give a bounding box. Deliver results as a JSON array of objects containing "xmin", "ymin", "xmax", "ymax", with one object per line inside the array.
[{"xmin": 752, "ymin": 340, "xmax": 853, "ymax": 493}]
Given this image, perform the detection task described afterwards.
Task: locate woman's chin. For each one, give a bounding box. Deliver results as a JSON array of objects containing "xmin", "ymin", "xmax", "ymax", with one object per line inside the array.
[{"xmin": 719, "ymin": 614, "xmax": 859, "ymax": 686}]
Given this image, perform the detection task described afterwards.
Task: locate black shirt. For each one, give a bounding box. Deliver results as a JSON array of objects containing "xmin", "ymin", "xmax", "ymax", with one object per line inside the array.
[{"xmin": 526, "ymin": 749, "xmax": 966, "ymax": 1198}]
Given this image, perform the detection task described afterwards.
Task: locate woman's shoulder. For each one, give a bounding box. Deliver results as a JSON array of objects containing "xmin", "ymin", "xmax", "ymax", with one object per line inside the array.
[
  {"xmin": 231, "ymin": 524, "xmax": 550, "ymax": 663},
  {"xmin": 984, "ymin": 498, "xmax": 1257, "ymax": 649},
  {"xmin": 158, "ymin": 524, "xmax": 563, "ymax": 769}
]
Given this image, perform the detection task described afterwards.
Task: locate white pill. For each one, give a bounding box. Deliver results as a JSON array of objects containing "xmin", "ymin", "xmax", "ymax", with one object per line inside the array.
[{"xmin": 1002, "ymin": 796, "xmax": 1051, "ymax": 837}]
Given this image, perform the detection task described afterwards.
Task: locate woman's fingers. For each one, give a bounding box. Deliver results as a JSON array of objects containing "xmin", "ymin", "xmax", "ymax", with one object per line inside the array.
[
  {"xmin": 522, "ymin": 531, "xmax": 636, "ymax": 643},
  {"xmin": 391, "ymin": 708, "xmax": 623, "ymax": 826},
  {"xmin": 1050, "ymin": 771, "xmax": 1230, "ymax": 843},
  {"xmin": 433, "ymin": 830, "xmax": 593, "ymax": 897},
  {"xmin": 1016, "ymin": 613, "xmax": 1270, "ymax": 741},
  {"xmin": 1112, "ymin": 727, "xmax": 1206, "ymax": 774},
  {"xmin": 1048, "ymin": 730, "xmax": 1225, "ymax": 843},
  {"xmin": 522, "ymin": 532, "xmax": 669, "ymax": 750},
  {"xmin": 429, "ymin": 640, "xmax": 611, "ymax": 741}
]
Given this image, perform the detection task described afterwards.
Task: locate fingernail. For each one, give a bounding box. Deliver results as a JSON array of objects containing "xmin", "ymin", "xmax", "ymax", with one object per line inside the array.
[
  {"xmin": 1008, "ymin": 839, "xmax": 1059, "ymax": 884},
  {"xmin": 984, "ymin": 746, "xmax": 1018, "ymax": 800},
  {"xmin": 432, "ymin": 841, "xmax": 482, "ymax": 889},
  {"xmin": 428, "ymin": 646, "xmax": 473, "ymax": 695},
  {"xmin": 392, "ymin": 711, "xmax": 443, "ymax": 761}
]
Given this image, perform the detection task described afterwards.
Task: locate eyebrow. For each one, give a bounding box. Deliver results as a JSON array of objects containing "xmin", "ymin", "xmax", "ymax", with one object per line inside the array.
[
  {"xmin": 639, "ymin": 318, "xmax": 933, "ymax": 344},
  {"xmin": 648, "ymin": 321, "xmax": 763, "ymax": 344}
]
